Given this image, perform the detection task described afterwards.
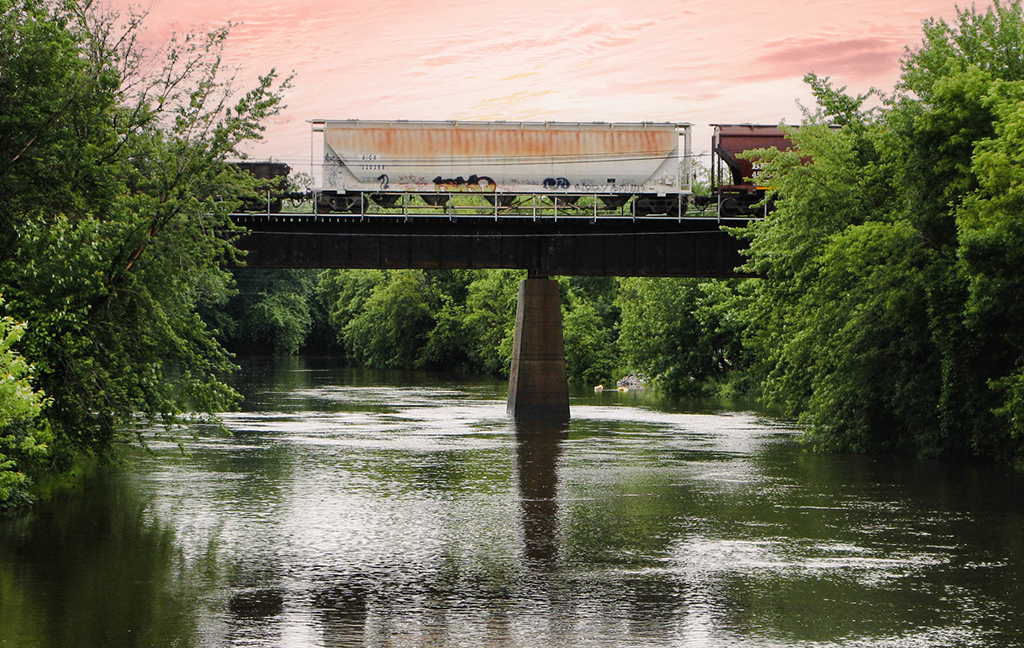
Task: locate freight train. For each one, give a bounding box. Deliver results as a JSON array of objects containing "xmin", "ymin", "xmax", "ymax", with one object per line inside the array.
[
  {"xmin": 234, "ymin": 121, "xmax": 791, "ymax": 218},
  {"xmin": 704, "ymin": 124, "xmax": 792, "ymax": 217}
]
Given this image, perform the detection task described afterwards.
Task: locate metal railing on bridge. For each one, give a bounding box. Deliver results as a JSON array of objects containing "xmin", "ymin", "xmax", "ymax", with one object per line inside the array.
[{"xmin": 230, "ymin": 191, "xmax": 767, "ymax": 223}]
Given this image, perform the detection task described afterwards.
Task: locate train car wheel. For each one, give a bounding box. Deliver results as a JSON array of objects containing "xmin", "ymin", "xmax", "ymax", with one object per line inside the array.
[
  {"xmin": 719, "ymin": 197, "xmax": 741, "ymax": 218},
  {"xmin": 348, "ymin": 194, "xmax": 366, "ymax": 213}
]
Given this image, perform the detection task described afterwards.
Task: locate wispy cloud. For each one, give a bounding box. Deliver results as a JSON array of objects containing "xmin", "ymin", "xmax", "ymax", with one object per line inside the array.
[
  {"xmin": 747, "ymin": 36, "xmax": 903, "ymax": 82},
  {"xmin": 108, "ymin": 0, "xmax": 967, "ymax": 167}
]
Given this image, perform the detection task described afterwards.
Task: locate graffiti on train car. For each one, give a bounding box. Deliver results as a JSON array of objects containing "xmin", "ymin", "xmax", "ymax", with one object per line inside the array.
[
  {"xmin": 543, "ymin": 177, "xmax": 571, "ymax": 190},
  {"xmin": 433, "ymin": 174, "xmax": 498, "ymax": 192},
  {"xmin": 575, "ymin": 182, "xmax": 648, "ymax": 193}
]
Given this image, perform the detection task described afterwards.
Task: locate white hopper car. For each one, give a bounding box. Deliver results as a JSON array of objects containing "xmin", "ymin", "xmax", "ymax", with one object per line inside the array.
[{"xmin": 311, "ymin": 120, "xmax": 692, "ymax": 216}]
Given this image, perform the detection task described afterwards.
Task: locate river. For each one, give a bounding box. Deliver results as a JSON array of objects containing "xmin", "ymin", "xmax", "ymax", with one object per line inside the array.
[{"xmin": 2, "ymin": 356, "xmax": 1023, "ymax": 647}]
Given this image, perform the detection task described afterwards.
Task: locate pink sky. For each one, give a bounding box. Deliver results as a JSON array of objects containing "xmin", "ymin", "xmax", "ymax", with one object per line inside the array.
[{"xmin": 113, "ymin": 0, "xmax": 971, "ymax": 174}]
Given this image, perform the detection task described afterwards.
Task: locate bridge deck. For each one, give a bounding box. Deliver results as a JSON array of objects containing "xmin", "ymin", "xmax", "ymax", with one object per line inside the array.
[{"xmin": 230, "ymin": 213, "xmax": 753, "ymax": 278}]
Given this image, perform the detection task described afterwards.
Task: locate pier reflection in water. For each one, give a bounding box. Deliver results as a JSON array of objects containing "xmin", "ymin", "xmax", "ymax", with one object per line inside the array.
[
  {"xmin": 2, "ymin": 355, "xmax": 1024, "ymax": 648},
  {"xmin": 515, "ymin": 421, "xmax": 568, "ymax": 570}
]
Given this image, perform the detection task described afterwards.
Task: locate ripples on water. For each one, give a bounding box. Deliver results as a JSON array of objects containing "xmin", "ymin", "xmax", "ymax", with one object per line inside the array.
[{"xmin": 2, "ymin": 357, "xmax": 1023, "ymax": 647}]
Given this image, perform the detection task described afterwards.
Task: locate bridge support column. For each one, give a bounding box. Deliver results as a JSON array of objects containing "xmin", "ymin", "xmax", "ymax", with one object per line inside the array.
[{"xmin": 507, "ymin": 275, "xmax": 570, "ymax": 422}]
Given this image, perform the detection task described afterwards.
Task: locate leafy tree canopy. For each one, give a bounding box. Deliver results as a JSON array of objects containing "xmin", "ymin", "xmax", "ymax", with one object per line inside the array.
[
  {"xmin": 744, "ymin": 0, "xmax": 1024, "ymax": 462},
  {"xmin": 0, "ymin": 0, "xmax": 290, "ymax": 509}
]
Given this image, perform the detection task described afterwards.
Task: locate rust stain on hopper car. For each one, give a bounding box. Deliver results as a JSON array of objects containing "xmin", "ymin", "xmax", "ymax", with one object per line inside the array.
[{"xmin": 325, "ymin": 122, "xmax": 677, "ymax": 166}]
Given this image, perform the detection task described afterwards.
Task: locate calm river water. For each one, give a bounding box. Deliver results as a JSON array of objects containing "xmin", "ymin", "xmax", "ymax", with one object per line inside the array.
[{"xmin": 2, "ymin": 356, "xmax": 1023, "ymax": 647}]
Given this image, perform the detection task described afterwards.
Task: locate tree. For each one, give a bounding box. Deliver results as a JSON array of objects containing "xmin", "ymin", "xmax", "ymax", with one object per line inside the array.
[
  {"xmin": 315, "ymin": 269, "xmax": 524, "ymax": 375},
  {"xmin": 560, "ymin": 279, "xmax": 618, "ymax": 386},
  {"xmin": 212, "ymin": 269, "xmax": 324, "ymax": 355},
  {"xmin": 342, "ymin": 271, "xmax": 440, "ymax": 369},
  {"xmin": 741, "ymin": 0, "xmax": 1024, "ymax": 462},
  {"xmin": 616, "ymin": 278, "xmax": 744, "ymax": 397},
  {"xmin": 0, "ymin": 0, "xmax": 290, "ymax": 504},
  {"xmin": 460, "ymin": 270, "xmax": 524, "ymax": 376},
  {"xmin": 316, "ymin": 269, "xmax": 387, "ymax": 360},
  {"xmin": 0, "ymin": 303, "xmax": 50, "ymax": 513},
  {"xmin": 957, "ymin": 79, "xmax": 1024, "ymax": 461}
]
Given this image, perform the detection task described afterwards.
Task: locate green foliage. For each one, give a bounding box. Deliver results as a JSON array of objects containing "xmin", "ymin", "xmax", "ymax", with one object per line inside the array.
[
  {"xmin": 616, "ymin": 278, "xmax": 748, "ymax": 397},
  {"xmin": 460, "ymin": 270, "xmax": 523, "ymax": 375},
  {"xmin": 782, "ymin": 223, "xmax": 939, "ymax": 452},
  {"xmin": 316, "ymin": 269, "xmax": 387, "ymax": 344},
  {"xmin": 958, "ymin": 79, "xmax": 1024, "ymax": 448},
  {"xmin": 0, "ymin": 303, "xmax": 51, "ymax": 514},
  {"xmin": 741, "ymin": 0, "xmax": 1024, "ymax": 462},
  {"xmin": 418, "ymin": 295, "xmax": 476, "ymax": 373},
  {"xmin": 213, "ymin": 269, "xmax": 323, "ymax": 355},
  {"xmin": 417, "ymin": 270, "xmax": 486, "ymax": 373},
  {"xmin": 0, "ymin": 0, "xmax": 290, "ymax": 507},
  {"xmin": 560, "ymin": 278, "xmax": 618, "ymax": 386},
  {"xmin": 310, "ymin": 268, "xmax": 752, "ymax": 391},
  {"xmin": 315, "ymin": 269, "xmax": 523, "ymax": 375},
  {"xmin": 0, "ymin": 306, "xmax": 46, "ymax": 428},
  {"xmin": 313, "ymin": 269, "xmax": 642, "ymax": 386},
  {"xmin": 344, "ymin": 271, "xmax": 440, "ymax": 369}
]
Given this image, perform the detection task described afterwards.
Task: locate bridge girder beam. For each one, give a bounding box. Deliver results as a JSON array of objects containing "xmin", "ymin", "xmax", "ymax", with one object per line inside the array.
[{"xmin": 230, "ymin": 216, "xmax": 753, "ymax": 278}]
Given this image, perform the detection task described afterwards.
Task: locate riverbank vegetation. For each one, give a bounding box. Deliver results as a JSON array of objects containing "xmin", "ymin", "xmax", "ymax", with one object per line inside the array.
[
  {"xmin": 214, "ymin": 268, "xmax": 745, "ymax": 400},
  {"xmin": 742, "ymin": 0, "xmax": 1024, "ymax": 463},
  {"xmin": 4, "ymin": 0, "xmax": 1024, "ymax": 513},
  {"xmin": 0, "ymin": 0, "xmax": 289, "ymax": 513}
]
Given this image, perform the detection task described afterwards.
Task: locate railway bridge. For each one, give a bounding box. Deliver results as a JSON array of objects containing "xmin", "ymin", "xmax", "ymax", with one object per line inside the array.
[{"xmin": 231, "ymin": 211, "xmax": 753, "ymax": 423}]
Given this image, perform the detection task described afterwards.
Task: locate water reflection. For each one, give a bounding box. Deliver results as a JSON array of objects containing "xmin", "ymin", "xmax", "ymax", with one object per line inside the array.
[
  {"xmin": 2, "ymin": 357, "xmax": 1024, "ymax": 647},
  {"xmin": 514, "ymin": 421, "xmax": 569, "ymax": 570},
  {"xmin": 311, "ymin": 579, "xmax": 369, "ymax": 648},
  {"xmin": 0, "ymin": 471, "xmax": 207, "ymax": 648}
]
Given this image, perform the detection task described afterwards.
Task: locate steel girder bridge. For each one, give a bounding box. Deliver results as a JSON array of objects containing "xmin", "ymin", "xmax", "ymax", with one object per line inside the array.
[{"xmin": 229, "ymin": 211, "xmax": 754, "ymax": 423}]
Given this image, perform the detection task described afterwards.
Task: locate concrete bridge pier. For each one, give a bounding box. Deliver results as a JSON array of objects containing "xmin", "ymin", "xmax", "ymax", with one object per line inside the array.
[{"xmin": 507, "ymin": 273, "xmax": 570, "ymax": 423}]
